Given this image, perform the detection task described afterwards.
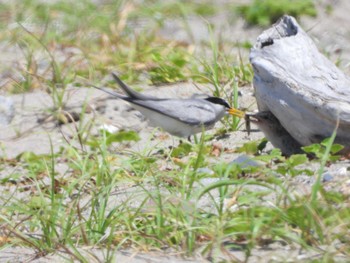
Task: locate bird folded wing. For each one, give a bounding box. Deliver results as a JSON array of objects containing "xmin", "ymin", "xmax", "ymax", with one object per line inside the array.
[{"xmin": 130, "ymin": 99, "xmax": 218, "ymax": 125}]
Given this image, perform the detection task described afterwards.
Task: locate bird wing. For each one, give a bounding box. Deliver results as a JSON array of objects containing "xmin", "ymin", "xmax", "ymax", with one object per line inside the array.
[{"xmin": 126, "ymin": 98, "xmax": 218, "ymax": 126}]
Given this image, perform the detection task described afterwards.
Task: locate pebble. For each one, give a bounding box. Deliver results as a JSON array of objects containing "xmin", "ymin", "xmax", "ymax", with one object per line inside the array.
[
  {"xmin": 99, "ymin": 124, "xmax": 120, "ymax": 133},
  {"xmin": 0, "ymin": 96, "xmax": 14, "ymax": 125},
  {"xmin": 196, "ymin": 167, "xmax": 215, "ymax": 175},
  {"xmin": 322, "ymin": 173, "xmax": 333, "ymax": 182},
  {"xmin": 199, "ymin": 177, "xmax": 220, "ymax": 185},
  {"xmin": 230, "ymin": 154, "xmax": 262, "ymax": 168}
]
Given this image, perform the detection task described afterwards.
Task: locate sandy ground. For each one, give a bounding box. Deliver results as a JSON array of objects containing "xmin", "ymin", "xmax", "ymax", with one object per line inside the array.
[{"xmin": 1, "ymin": 0, "xmax": 350, "ymax": 262}]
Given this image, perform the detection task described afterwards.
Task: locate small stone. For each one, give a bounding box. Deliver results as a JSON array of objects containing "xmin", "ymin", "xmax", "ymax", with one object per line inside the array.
[
  {"xmin": 99, "ymin": 124, "xmax": 119, "ymax": 133},
  {"xmin": 322, "ymin": 173, "xmax": 333, "ymax": 182},
  {"xmin": 230, "ymin": 154, "xmax": 262, "ymax": 168},
  {"xmin": 336, "ymin": 167, "xmax": 348, "ymax": 176},
  {"xmin": 196, "ymin": 167, "xmax": 215, "ymax": 175},
  {"xmin": 199, "ymin": 177, "xmax": 220, "ymax": 185},
  {"xmin": 0, "ymin": 96, "xmax": 15, "ymax": 125}
]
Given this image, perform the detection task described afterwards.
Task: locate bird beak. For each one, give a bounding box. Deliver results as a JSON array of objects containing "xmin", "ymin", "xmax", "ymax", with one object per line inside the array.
[
  {"xmin": 244, "ymin": 112, "xmax": 265, "ymax": 135},
  {"xmin": 227, "ymin": 108, "xmax": 245, "ymax": 118},
  {"xmin": 244, "ymin": 112, "xmax": 261, "ymax": 123},
  {"xmin": 243, "ymin": 113, "xmax": 256, "ymax": 136}
]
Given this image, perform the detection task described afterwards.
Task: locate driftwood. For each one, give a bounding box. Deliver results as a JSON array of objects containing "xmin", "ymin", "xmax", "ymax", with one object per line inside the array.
[{"xmin": 249, "ymin": 15, "xmax": 350, "ymax": 155}]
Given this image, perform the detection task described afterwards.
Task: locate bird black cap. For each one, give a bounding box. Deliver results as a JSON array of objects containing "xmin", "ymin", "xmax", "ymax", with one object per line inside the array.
[{"xmin": 204, "ymin": 97, "xmax": 231, "ymax": 108}]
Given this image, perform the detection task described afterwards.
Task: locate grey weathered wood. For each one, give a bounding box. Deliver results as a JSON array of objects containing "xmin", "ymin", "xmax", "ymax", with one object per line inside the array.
[{"xmin": 250, "ymin": 15, "xmax": 350, "ymax": 155}]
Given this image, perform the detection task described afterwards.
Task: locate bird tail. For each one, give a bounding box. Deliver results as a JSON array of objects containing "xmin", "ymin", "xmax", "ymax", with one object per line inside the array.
[
  {"xmin": 92, "ymin": 85, "xmax": 127, "ymax": 99},
  {"xmin": 111, "ymin": 72, "xmax": 146, "ymax": 99},
  {"xmin": 111, "ymin": 72, "xmax": 159, "ymax": 100}
]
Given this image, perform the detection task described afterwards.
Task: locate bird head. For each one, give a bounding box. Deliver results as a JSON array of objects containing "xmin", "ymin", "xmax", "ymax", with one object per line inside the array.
[
  {"xmin": 204, "ymin": 97, "xmax": 245, "ymax": 118},
  {"xmin": 245, "ymin": 111, "xmax": 278, "ymax": 125}
]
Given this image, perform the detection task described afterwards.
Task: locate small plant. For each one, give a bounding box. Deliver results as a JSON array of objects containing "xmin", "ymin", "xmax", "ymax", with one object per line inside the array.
[
  {"xmin": 1, "ymin": 0, "xmax": 350, "ymax": 262},
  {"xmin": 275, "ymin": 153, "xmax": 312, "ymax": 177},
  {"xmin": 148, "ymin": 48, "xmax": 191, "ymax": 84},
  {"xmin": 236, "ymin": 138, "xmax": 269, "ymax": 155},
  {"xmin": 11, "ymin": 44, "xmax": 40, "ymax": 93},
  {"xmin": 88, "ymin": 129, "xmax": 140, "ymax": 148},
  {"xmin": 302, "ymin": 138, "xmax": 344, "ymax": 162},
  {"xmin": 237, "ymin": 0, "xmax": 317, "ymax": 26},
  {"xmin": 131, "ymin": 1, "xmax": 217, "ymax": 20}
]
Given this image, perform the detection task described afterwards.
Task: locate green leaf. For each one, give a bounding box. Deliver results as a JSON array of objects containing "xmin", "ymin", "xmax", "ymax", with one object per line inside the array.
[
  {"xmin": 170, "ymin": 142, "xmax": 193, "ymax": 158},
  {"xmin": 302, "ymin": 137, "xmax": 344, "ymax": 161},
  {"xmin": 16, "ymin": 151, "xmax": 40, "ymax": 162},
  {"xmin": 287, "ymin": 154, "xmax": 308, "ymax": 167},
  {"xmin": 255, "ymin": 148, "xmax": 283, "ymax": 162},
  {"xmin": 257, "ymin": 138, "xmax": 268, "ymax": 152},
  {"xmin": 330, "ymin": 144, "xmax": 344, "ymax": 154},
  {"xmin": 302, "ymin": 144, "xmax": 321, "ymax": 154},
  {"xmin": 236, "ymin": 141, "xmax": 259, "ymax": 155},
  {"xmin": 197, "ymin": 179, "xmax": 272, "ymax": 200},
  {"xmin": 106, "ymin": 130, "xmax": 140, "ymax": 145}
]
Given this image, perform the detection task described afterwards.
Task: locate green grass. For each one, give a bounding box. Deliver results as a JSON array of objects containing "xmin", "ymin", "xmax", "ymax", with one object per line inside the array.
[
  {"xmin": 0, "ymin": 0, "xmax": 349, "ymax": 262},
  {"xmin": 236, "ymin": 0, "xmax": 317, "ymax": 26},
  {"xmin": 2, "ymin": 0, "xmax": 250, "ymax": 128},
  {"xmin": 2, "ymin": 0, "xmax": 253, "ymax": 89},
  {"xmin": 1, "ymin": 130, "xmax": 349, "ymax": 261}
]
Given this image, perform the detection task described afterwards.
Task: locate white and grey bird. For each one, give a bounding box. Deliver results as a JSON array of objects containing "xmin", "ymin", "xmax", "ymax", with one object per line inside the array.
[
  {"xmin": 93, "ymin": 73, "xmax": 245, "ymax": 139},
  {"xmin": 245, "ymin": 111, "xmax": 303, "ymax": 156}
]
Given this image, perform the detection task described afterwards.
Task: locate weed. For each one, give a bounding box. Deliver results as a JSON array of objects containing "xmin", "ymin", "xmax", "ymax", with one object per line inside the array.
[
  {"xmin": 1, "ymin": 1, "xmax": 349, "ymax": 262},
  {"xmin": 303, "ymin": 138, "xmax": 344, "ymax": 162},
  {"xmin": 236, "ymin": 0, "xmax": 317, "ymax": 26}
]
